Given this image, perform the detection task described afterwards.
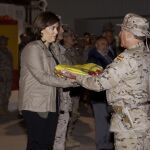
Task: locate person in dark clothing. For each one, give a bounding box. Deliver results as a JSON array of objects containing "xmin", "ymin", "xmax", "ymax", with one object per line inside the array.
[
  {"xmin": 87, "ymin": 36, "xmax": 113, "ymax": 150},
  {"xmin": 102, "ymin": 30, "xmax": 117, "ymax": 60},
  {"xmin": 0, "ymin": 36, "xmax": 13, "ymax": 115}
]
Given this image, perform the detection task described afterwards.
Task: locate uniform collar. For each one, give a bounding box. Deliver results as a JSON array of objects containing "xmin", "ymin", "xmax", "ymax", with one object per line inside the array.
[{"xmin": 128, "ymin": 42, "xmax": 145, "ymax": 51}]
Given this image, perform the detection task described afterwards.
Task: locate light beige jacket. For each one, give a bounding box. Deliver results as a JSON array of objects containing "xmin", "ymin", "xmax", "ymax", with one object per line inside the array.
[{"xmin": 18, "ymin": 40, "xmax": 75, "ymax": 112}]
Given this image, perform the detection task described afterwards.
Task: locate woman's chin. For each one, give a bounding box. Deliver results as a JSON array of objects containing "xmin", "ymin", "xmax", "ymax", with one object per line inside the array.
[{"xmin": 48, "ymin": 38, "xmax": 56, "ymax": 43}]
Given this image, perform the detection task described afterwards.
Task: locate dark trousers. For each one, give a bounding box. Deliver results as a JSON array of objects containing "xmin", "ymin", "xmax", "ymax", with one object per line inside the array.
[
  {"xmin": 92, "ymin": 102, "xmax": 113, "ymax": 150},
  {"xmin": 22, "ymin": 110, "xmax": 58, "ymax": 150}
]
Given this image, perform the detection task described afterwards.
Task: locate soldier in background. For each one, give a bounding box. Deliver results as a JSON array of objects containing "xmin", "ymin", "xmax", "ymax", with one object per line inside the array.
[
  {"xmin": 61, "ymin": 25, "xmax": 81, "ymax": 148},
  {"xmin": 0, "ymin": 36, "xmax": 13, "ymax": 115},
  {"xmin": 87, "ymin": 36, "xmax": 113, "ymax": 150},
  {"xmin": 52, "ymin": 22, "xmax": 82, "ymax": 149},
  {"xmin": 64, "ymin": 13, "xmax": 150, "ymax": 150},
  {"xmin": 102, "ymin": 29, "xmax": 117, "ymax": 60},
  {"xmin": 51, "ymin": 24, "xmax": 73, "ymax": 150}
]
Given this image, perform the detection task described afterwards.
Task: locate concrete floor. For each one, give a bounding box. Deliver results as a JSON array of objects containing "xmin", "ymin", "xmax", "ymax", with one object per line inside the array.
[{"xmin": 0, "ymin": 104, "xmax": 96, "ymax": 150}]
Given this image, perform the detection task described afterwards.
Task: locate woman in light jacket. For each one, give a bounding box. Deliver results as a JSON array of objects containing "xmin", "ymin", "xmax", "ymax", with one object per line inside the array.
[{"xmin": 18, "ymin": 11, "xmax": 76, "ymax": 150}]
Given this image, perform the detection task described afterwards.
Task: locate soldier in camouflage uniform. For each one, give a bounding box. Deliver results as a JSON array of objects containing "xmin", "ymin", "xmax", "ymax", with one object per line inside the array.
[
  {"xmin": 51, "ymin": 26, "xmax": 82, "ymax": 150},
  {"xmin": 62, "ymin": 27, "xmax": 83, "ymax": 148},
  {"xmin": 51, "ymin": 25, "xmax": 73, "ymax": 150},
  {"xmin": 64, "ymin": 13, "xmax": 150, "ymax": 150},
  {"xmin": 0, "ymin": 36, "xmax": 13, "ymax": 115}
]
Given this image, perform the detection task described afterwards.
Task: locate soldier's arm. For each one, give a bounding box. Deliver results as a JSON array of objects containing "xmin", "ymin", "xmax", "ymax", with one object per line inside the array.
[{"xmin": 76, "ymin": 54, "xmax": 137, "ymax": 92}]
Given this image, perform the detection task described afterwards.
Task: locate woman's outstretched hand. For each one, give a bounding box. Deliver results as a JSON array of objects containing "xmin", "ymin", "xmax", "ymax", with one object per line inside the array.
[{"xmin": 56, "ymin": 70, "xmax": 77, "ymax": 79}]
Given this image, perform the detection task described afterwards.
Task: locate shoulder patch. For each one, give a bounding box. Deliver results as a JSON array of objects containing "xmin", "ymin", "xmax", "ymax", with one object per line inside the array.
[{"xmin": 115, "ymin": 54, "xmax": 124, "ymax": 61}]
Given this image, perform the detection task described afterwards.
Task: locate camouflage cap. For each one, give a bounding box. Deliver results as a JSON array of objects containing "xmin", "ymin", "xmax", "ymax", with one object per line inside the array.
[{"xmin": 118, "ymin": 13, "xmax": 150, "ymax": 38}]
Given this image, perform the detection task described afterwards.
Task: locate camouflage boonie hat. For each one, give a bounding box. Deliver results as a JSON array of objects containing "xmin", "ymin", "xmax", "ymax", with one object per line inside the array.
[{"xmin": 118, "ymin": 13, "xmax": 150, "ymax": 38}]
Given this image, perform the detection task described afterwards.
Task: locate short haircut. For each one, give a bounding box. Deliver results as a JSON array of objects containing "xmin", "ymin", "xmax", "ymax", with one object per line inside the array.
[
  {"xmin": 95, "ymin": 36, "xmax": 108, "ymax": 44},
  {"xmin": 32, "ymin": 11, "xmax": 59, "ymax": 40}
]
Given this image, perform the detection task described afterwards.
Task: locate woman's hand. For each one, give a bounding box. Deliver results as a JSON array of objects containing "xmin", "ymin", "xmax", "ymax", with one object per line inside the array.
[{"xmin": 56, "ymin": 70, "xmax": 77, "ymax": 79}]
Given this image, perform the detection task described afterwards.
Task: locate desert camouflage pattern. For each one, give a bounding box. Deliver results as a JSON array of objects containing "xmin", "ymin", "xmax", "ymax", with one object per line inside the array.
[
  {"xmin": 53, "ymin": 113, "xmax": 70, "ymax": 150},
  {"xmin": 114, "ymin": 130, "xmax": 150, "ymax": 150},
  {"xmin": 62, "ymin": 45, "xmax": 82, "ymax": 145},
  {"xmin": 51, "ymin": 42, "xmax": 72, "ymax": 150},
  {"xmin": 118, "ymin": 13, "xmax": 150, "ymax": 37},
  {"xmin": 51, "ymin": 42, "xmax": 72, "ymax": 112},
  {"xmin": 63, "ymin": 46, "xmax": 83, "ymax": 65},
  {"xmin": 76, "ymin": 42, "xmax": 150, "ymax": 149}
]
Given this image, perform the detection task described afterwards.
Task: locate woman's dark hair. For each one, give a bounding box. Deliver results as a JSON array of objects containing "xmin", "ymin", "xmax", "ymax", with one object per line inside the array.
[{"xmin": 32, "ymin": 11, "xmax": 60, "ymax": 40}]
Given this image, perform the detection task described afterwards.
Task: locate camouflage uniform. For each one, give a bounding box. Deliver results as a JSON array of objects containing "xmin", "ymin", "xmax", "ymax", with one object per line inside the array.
[
  {"xmin": 0, "ymin": 36, "xmax": 13, "ymax": 114},
  {"xmin": 52, "ymin": 43, "xmax": 72, "ymax": 150},
  {"xmin": 53, "ymin": 42, "xmax": 83, "ymax": 149},
  {"xmin": 64, "ymin": 47, "xmax": 82, "ymax": 65},
  {"xmin": 63, "ymin": 46, "xmax": 82, "ymax": 145},
  {"xmin": 74, "ymin": 13, "xmax": 150, "ymax": 150}
]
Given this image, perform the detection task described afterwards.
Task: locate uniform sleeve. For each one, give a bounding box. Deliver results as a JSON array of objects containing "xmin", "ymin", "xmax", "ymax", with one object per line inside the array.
[
  {"xmin": 76, "ymin": 55, "xmax": 137, "ymax": 92},
  {"xmin": 22, "ymin": 44, "xmax": 77, "ymax": 88}
]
